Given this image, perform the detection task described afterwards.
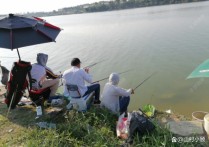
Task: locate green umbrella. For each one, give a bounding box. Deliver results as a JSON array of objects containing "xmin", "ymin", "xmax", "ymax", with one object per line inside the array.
[{"xmin": 187, "ymin": 59, "xmax": 209, "ymax": 79}]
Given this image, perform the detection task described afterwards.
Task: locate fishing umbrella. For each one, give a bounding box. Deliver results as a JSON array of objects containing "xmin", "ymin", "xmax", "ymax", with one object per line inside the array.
[
  {"xmin": 187, "ymin": 59, "xmax": 209, "ymax": 79},
  {"xmin": 0, "ymin": 14, "xmax": 62, "ymax": 60}
]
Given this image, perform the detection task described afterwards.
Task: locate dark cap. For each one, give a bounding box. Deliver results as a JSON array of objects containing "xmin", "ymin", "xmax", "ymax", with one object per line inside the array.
[{"xmin": 71, "ymin": 58, "xmax": 81, "ymax": 66}]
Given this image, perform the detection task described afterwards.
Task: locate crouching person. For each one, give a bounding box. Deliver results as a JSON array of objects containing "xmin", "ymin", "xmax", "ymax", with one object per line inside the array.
[
  {"xmin": 101, "ymin": 73, "xmax": 134, "ymax": 115},
  {"xmin": 30, "ymin": 53, "xmax": 60, "ymax": 97}
]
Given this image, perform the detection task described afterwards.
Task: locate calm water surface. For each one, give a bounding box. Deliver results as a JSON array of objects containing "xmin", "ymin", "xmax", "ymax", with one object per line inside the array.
[{"xmin": 1, "ymin": 1, "xmax": 209, "ymax": 116}]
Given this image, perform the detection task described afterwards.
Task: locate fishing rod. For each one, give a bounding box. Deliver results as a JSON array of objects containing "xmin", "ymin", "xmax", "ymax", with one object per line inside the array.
[
  {"xmin": 83, "ymin": 59, "xmax": 106, "ymax": 69},
  {"xmin": 92, "ymin": 69, "xmax": 133, "ymax": 84},
  {"xmin": 133, "ymin": 72, "xmax": 157, "ymax": 91},
  {"xmin": 58, "ymin": 71, "xmax": 63, "ymax": 87}
]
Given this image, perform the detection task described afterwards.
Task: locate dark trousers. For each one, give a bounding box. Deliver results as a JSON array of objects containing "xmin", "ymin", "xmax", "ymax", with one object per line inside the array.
[
  {"xmin": 119, "ymin": 96, "xmax": 130, "ymax": 113},
  {"xmin": 83, "ymin": 83, "xmax": 100, "ymax": 101}
]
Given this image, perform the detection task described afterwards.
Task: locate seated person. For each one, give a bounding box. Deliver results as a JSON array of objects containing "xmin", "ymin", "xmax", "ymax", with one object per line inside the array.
[
  {"xmin": 101, "ymin": 73, "xmax": 134, "ymax": 114},
  {"xmin": 30, "ymin": 53, "xmax": 60, "ymax": 97},
  {"xmin": 63, "ymin": 58, "xmax": 101, "ymax": 104}
]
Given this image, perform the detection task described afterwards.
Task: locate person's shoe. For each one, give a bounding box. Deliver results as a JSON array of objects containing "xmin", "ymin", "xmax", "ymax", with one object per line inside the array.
[
  {"xmin": 66, "ymin": 103, "xmax": 73, "ymax": 110},
  {"xmin": 51, "ymin": 99, "xmax": 64, "ymax": 107},
  {"xmin": 48, "ymin": 95, "xmax": 62, "ymax": 102},
  {"xmin": 17, "ymin": 102, "xmax": 26, "ymax": 107},
  {"xmin": 45, "ymin": 101, "xmax": 51, "ymax": 106},
  {"xmin": 93, "ymin": 100, "xmax": 101, "ymax": 105}
]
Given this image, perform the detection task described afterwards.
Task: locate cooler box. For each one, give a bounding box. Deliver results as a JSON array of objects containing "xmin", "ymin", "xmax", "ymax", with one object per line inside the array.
[{"xmin": 70, "ymin": 92, "xmax": 95, "ymax": 112}]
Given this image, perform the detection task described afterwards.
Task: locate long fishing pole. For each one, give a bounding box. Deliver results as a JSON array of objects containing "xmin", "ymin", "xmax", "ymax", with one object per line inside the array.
[
  {"xmin": 134, "ymin": 72, "xmax": 157, "ymax": 91},
  {"xmin": 58, "ymin": 71, "xmax": 63, "ymax": 87},
  {"xmin": 83, "ymin": 59, "xmax": 106, "ymax": 69},
  {"xmin": 92, "ymin": 69, "xmax": 133, "ymax": 83}
]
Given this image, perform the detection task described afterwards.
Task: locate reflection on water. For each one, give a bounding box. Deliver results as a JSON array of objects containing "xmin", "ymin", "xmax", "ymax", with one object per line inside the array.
[{"xmin": 1, "ymin": 1, "xmax": 209, "ymax": 117}]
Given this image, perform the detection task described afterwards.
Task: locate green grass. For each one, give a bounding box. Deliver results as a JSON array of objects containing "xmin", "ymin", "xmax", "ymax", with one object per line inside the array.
[{"xmin": 0, "ymin": 102, "xmax": 209, "ymax": 147}]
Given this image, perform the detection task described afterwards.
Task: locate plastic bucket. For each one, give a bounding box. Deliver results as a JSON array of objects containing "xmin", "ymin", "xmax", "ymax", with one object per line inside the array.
[
  {"xmin": 192, "ymin": 111, "xmax": 209, "ymax": 122},
  {"xmin": 204, "ymin": 114, "xmax": 209, "ymax": 135}
]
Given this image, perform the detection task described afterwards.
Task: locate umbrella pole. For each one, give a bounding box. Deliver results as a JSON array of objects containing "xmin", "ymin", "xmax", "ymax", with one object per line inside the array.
[{"xmin": 17, "ymin": 48, "xmax": 21, "ymax": 61}]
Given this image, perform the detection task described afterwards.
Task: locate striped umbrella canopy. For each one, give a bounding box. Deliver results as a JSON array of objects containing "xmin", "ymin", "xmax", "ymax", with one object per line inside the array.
[{"xmin": 0, "ymin": 14, "xmax": 62, "ymax": 60}]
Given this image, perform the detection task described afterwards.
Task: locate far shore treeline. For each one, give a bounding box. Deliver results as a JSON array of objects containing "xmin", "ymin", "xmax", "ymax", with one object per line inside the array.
[{"xmin": 0, "ymin": 0, "xmax": 208, "ymax": 17}]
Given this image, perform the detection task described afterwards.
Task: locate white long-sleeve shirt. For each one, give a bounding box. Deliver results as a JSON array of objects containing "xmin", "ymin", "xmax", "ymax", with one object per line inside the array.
[
  {"xmin": 101, "ymin": 83, "xmax": 132, "ymax": 113},
  {"xmin": 63, "ymin": 66, "xmax": 92, "ymax": 97}
]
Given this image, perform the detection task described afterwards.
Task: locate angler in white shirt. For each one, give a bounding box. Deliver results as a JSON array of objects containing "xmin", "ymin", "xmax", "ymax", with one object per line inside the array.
[
  {"xmin": 101, "ymin": 73, "xmax": 134, "ymax": 114},
  {"xmin": 63, "ymin": 58, "xmax": 101, "ymax": 104}
]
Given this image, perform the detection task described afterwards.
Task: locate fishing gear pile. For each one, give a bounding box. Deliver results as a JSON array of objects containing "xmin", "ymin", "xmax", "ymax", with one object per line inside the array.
[{"xmin": 125, "ymin": 109, "xmax": 155, "ymax": 145}]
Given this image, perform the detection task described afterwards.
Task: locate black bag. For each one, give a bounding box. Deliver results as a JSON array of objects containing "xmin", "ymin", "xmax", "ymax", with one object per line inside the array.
[
  {"xmin": 5, "ymin": 61, "xmax": 32, "ymax": 109},
  {"xmin": 126, "ymin": 109, "xmax": 155, "ymax": 144}
]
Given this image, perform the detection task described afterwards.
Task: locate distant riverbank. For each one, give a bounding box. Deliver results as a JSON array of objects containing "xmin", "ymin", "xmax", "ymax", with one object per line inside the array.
[{"xmin": 1, "ymin": 0, "xmax": 208, "ymax": 17}]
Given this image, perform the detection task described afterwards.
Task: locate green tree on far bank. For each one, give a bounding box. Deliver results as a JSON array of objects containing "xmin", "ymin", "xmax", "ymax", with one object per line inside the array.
[{"xmin": 19, "ymin": 0, "xmax": 208, "ymax": 17}]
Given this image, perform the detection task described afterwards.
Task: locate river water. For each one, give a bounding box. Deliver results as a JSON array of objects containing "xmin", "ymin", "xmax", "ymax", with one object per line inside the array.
[{"xmin": 1, "ymin": 1, "xmax": 209, "ymax": 116}]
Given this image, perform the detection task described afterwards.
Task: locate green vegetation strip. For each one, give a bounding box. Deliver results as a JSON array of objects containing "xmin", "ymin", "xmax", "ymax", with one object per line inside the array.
[{"xmin": 0, "ymin": 103, "xmax": 208, "ymax": 147}]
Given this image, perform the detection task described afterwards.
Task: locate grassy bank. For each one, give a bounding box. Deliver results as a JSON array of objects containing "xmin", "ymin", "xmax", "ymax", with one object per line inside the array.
[
  {"xmin": 0, "ymin": 100, "xmax": 208, "ymax": 147},
  {"xmin": 0, "ymin": 86, "xmax": 208, "ymax": 147}
]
